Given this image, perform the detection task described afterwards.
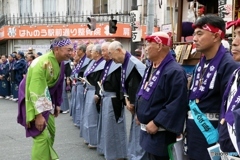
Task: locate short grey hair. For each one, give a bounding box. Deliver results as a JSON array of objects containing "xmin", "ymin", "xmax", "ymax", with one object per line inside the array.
[
  {"xmin": 78, "ymin": 44, "xmax": 87, "ymax": 53},
  {"xmin": 94, "ymin": 44, "xmax": 102, "ymax": 55},
  {"xmin": 108, "ymin": 41, "xmax": 123, "ymax": 50},
  {"xmin": 86, "ymin": 44, "xmax": 94, "ymax": 52},
  {"xmin": 101, "ymin": 42, "xmax": 111, "ymax": 48}
]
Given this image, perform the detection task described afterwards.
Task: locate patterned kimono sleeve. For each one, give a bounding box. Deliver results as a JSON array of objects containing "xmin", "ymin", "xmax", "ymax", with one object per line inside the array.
[{"xmin": 26, "ymin": 60, "xmax": 53, "ymax": 122}]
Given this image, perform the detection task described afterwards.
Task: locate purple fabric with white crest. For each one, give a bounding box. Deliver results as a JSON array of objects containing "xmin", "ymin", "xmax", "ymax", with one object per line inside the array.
[
  {"xmin": 101, "ymin": 60, "xmax": 113, "ymax": 84},
  {"xmin": 137, "ymin": 53, "xmax": 174, "ymax": 100},
  {"xmin": 189, "ymin": 45, "xmax": 225, "ymax": 101},
  {"xmin": 71, "ymin": 55, "xmax": 86, "ymax": 75},
  {"xmin": 221, "ymin": 67, "xmax": 240, "ymax": 126},
  {"xmin": 84, "ymin": 57, "xmax": 104, "ymax": 77}
]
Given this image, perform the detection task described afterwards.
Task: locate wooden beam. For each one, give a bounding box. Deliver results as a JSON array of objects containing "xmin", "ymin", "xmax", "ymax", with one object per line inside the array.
[{"xmin": 177, "ymin": 0, "xmax": 183, "ymax": 42}]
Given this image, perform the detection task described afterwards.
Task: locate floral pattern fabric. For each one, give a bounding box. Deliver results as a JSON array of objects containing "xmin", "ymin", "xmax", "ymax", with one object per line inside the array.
[{"xmin": 25, "ymin": 51, "xmax": 61, "ymax": 123}]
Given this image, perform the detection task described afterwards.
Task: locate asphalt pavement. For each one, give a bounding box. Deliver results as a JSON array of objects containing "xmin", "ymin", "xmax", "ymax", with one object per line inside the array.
[{"xmin": 0, "ymin": 98, "xmax": 131, "ymax": 160}]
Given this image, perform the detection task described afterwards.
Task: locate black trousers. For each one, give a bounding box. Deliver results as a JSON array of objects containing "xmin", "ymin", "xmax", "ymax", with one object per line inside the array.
[{"xmin": 147, "ymin": 152, "xmax": 169, "ymax": 160}]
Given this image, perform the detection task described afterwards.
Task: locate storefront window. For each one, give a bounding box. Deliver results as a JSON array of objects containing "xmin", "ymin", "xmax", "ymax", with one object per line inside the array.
[
  {"xmin": 67, "ymin": 0, "xmax": 81, "ymax": 15},
  {"xmin": 19, "ymin": 0, "xmax": 32, "ymax": 16},
  {"xmin": 165, "ymin": 0, "xmax": 178, "ymax": 24},
  {"xmin": 123, "ymin": 0, "xmax": 132, "ymax": 14},
  {"xmin": 93, "ymin": 0, "xmax": 108, "ymax": 14},
  {"xmin": 43, "ymin": 0, "xmax": 56, "ymax": 15}
]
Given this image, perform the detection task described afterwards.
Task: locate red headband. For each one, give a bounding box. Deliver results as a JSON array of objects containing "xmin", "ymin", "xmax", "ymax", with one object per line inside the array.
[
  {"xmin": 198, "ymin": 7, "xmax": 205, "ymax": 14},
  {"xmin": 226, "ymin": 19, "xmax": 240, "ymax": 30},
  {"xmin": 192, "ymin": 24, "xmax": 225, "ymax": 39},
  {"xmin": 145, "ymin": 35, "xmax": 172, "ymax": 46}
]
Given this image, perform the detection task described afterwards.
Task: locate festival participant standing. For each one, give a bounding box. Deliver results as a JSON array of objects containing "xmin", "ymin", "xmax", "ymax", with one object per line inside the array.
[
  {"xmin": 17, "ymin": 36, "xmax": 73, "ymax": 160},
  {"xmin": 108, "ymin": 41, "xmax": 147, "ymax": 160},
  {"xmin": 25, "ymin": 54, "xmax": 35, "ymax": 71},
  {"xmin": 70, "ymin": 54, "xmax": 80, "ymax": 123},
  {"xmin": 60, "ymin": 60, "xmax": 72, "ymax": 114},
  {"xmin": 0, "ymin": 55, "xmax": 11, "ymax": 99},
  {"xmin": 72, "ymin": 44, "xmax": 91, "ymax": 128},
  {"xmin": 82, "ymin": 44, "xmax": 105, "ymax": 149},
  {"xmin": 78, "ymin": 44, "xmax": 94, "ymax": 136},
  {"xmin": 12, "ymin": 51, "xmax": 27, "ymax": 102},
  {"xmin": 97, "ymin": 42, "xmax": 127, "ymax": 159},
  {"xmin": 187, "ymin": 15, "xmax": 239, "ymax": 160},
  {"xmin": 136, "ymin": 32, "xmax": 188, "ymax": 160},
  {"xmin": 8, "ymin": 53, "xmax": 16, "ymax": 100},
  {"xmin": 216, "ymin": 19, "xmax": 240, "ymax": 158}
]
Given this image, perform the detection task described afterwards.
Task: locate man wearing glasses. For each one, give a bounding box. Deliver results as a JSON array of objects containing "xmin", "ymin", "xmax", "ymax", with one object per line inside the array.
[{"xmin": 136, "ymin": 31, "xmax": 188, "ymax": 160}]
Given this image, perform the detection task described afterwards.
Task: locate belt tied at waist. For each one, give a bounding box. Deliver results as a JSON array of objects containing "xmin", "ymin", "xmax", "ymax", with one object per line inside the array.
[
  {"xmin": 76, "ymin": 81, "xmax": 84, "ymax": 85},
  {"xmin": 102, "ymin": 91, "xmax": 116, "ymax": 97},
  {"xmin": 86, "ymin": 85, "xmax": 95, "ymax": 90},
  {"xmin": 140, "ymin": 123, "xmax": 166, "ymax": 132},
  {"xmin": 188, "ymin": 111, "xmax": 219, "ymax": 121}
]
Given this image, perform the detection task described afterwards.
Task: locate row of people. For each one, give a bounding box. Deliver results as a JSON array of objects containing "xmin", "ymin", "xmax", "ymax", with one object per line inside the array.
[
  {"xmin": 68, "ymin": 14, "xmax": 240, "ymax": 160},
  {"xmin": 66, "ymin": 33, "xmax": 186, "ymax": 160},
  {"xmin": 0, "ymin": 52, "xmax": 27, "ymax": 101},
  {"xmin": 16, "ymin": 14, "xmax": 240, "ymax": 160},
  {"xmin": 0, "ymin": 51, "xmax": 42, "ymax": 101},
  {"xmin": 69, "ymin": 41, "xmax": 146, "ymax": 159}
]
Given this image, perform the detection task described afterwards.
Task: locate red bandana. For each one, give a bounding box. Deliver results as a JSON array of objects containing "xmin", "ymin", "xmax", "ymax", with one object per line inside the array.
[
  {"xmin": 145, "ymin": 35, "xmax": 172, "ymax": 46},
  {"xmin": 192, "ymin": 24, "xmax": 225, "ymax": 39},
  {"xmin": 226, "ymin": 19, "xmax": 240, "ymax": 30},
  {"xmin": 198, "ymin": 7, "xmax": 205, "ymax": 14}
]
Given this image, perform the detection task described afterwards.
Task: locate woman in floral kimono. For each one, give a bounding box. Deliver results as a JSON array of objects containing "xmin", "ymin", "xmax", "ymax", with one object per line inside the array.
[{"xmin": 17, "ymin": 36, "xmax": 73, "ymax": 160}]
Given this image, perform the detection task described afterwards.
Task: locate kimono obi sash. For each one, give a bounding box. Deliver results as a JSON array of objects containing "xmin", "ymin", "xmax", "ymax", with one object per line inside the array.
[
  {"xmin": 101, "ymin": 91, "xmax": 116, "ymax": 98},
  {"xmin": 86, "ymin": 84, "xmax": 95, "ymax": 90}
]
